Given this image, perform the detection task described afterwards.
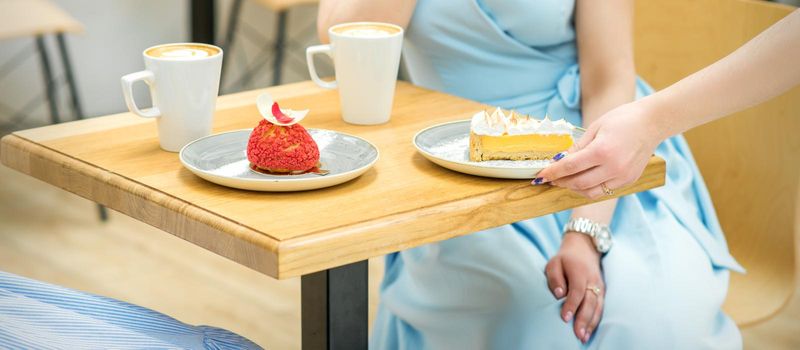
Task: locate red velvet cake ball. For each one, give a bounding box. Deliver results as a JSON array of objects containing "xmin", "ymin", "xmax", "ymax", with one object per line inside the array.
[{"xmin": 246, "ymin": 119, "xmax": 320, "ymax": 173}]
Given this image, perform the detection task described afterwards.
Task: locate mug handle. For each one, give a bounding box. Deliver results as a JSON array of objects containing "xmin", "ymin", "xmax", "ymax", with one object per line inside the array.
[
  {"xmin": 120, "ymin": 70, "xmax": 161, "ymax": 118},
  {"xmin": 306, "ymin": 45, "xmax": 338, "ymax": 89}
]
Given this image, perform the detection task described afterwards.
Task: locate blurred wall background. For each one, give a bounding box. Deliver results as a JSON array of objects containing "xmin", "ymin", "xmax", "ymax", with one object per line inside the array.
[{"xmin": 0, "ymin": 0, "xmax": 322, "ymax": 129}]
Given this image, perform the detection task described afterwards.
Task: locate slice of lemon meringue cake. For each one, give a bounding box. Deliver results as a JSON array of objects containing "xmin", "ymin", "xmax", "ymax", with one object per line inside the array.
[{"xmin": 469, "ymin": 108, "xmax": 575, "ymax": 162}]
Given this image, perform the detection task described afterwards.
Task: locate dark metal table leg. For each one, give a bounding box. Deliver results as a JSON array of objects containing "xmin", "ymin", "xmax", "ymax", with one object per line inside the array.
[
  {"xmin": 35, "ymin": 36, "xmax": 60, "ymax": 125},
  {"xmin": 191, "ymin": 0, "xmax": 216, "ymax": 44},
  {"xmin": 96, "ymin": 205, "xmax": 109, "ymax": 222},
  {"xmin": 302, "ymin": 260, "xmax": 368, "ymax": 350},
  {"xmin": 272, "ymin": 10, "xmax": 288, "ymax": 86}
]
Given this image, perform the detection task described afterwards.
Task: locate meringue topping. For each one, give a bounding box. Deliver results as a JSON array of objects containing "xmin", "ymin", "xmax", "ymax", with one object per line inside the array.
[{"xmin": 470, "ymin": 108, "xmax": 574, "ymax": 136}]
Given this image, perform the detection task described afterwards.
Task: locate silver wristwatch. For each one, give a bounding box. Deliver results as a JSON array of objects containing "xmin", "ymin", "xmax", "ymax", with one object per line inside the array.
[{"xmin": 564, "ymin": 217, "xmax": 613, "ymax": 254}]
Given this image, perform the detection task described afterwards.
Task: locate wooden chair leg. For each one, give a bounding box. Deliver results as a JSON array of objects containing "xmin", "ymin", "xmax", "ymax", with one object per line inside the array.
[{"xmin": 35, "ymin": 36, "xmax": 60, "ymax": 125}]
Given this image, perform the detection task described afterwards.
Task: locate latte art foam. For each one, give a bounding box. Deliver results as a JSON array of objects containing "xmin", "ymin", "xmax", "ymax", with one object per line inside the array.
[
  {"xmin": 332, "ymin": 23, "xmax": 400, "ymax": 38},
  {"xmin": 162, "ymin": 48, "xmax": 209, "ymax": 58},
  {"xmin": 146, "ymin": 44, "xmax": 220, "ymax": 60},
  {"xmin": 341, "ymin": 28, "xmax": 393, "ymax": 38}
]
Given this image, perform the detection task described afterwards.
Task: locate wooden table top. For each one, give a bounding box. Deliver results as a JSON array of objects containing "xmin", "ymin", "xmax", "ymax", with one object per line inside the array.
[
  {"xmin": 0, "ymin": 81, "xmax": 666, "ymax": 279},
  {"xmin": 0, "ymin": 0, "xmax": 83, "ymax": 41}
]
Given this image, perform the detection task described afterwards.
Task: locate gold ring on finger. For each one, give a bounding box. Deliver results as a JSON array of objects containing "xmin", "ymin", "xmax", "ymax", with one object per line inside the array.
[
  {"xmin": 600, "ymin": 183, "xmax": 614, "ymax": 196},
  {"xmin": 586, "ymin": 285, "xmax": 602, "ymax": 297}
]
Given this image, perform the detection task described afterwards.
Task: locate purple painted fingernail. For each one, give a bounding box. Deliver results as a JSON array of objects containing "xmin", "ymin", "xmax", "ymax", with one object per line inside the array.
[
  {"xmin": 532, "ymin": 177, "xmax": 545, "ymax": 185},
  {"xmin": 552, "ymin": 152, "xmax": 568, "ymax": 161}
]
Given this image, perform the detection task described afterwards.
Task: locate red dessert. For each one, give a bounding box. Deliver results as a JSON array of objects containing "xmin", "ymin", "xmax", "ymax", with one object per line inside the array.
[
  {"xmin": 247, "ymin": 119, "xmax": 319, "ymax": 173},
  {"xmin": 247, "ymin": 101, "xmax": 320, "ymax": 174}
]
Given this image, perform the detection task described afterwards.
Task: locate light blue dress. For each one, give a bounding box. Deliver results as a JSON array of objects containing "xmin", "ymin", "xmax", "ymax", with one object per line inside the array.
[{"xmin": 371, "ymin": 1, "xmax": 745, "ymax": 349}]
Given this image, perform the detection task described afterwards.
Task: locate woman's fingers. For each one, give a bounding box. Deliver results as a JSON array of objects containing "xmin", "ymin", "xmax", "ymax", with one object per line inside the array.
[
  {"xmin": 575, "ymin": 176, "xmax": 629, "ymax": 199},
  {"xmin": 535, "ymin": 123, "xmax": 600, "ymax": 183},
  {"xmin": 573, "ymin": 289, "xmax": 598, "ymax": 343},
  {"xmin": 561, "ymin": 277, "xmax": 586, "ymax": 323},
  {"xmin": 550, "ymin": 165, "xmax": 615, "ymax": 192},
  {"xmin": 536, "ymin": 148, "xmax": 601, "ymax": 184},
  {"xmin": 545, "ymin": 258, "xmax": 567, "ymax": 299},
  {"xmin": 569, "ymin": 121, "xmax": 598, "ymax": 153},
  {"xmin": 586, "ymin": 289, "xmax": 604, "ymax": 342},
  {"xmin": 580, "ymin": 185, "xmax": 609, "ymax": 200}
]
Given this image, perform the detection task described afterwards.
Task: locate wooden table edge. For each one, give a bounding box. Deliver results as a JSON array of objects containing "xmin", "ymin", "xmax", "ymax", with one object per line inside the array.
[
  {"xmin": 276, "ymin": 157, "xmax": 667, "ymax": 278},
  {"xmin": 1, "ymin": 119, "xmax": 666, "ymax": 280},
  {"xmin": 0, "ymin": 133, "xmax": 280, "ymax": 277}
]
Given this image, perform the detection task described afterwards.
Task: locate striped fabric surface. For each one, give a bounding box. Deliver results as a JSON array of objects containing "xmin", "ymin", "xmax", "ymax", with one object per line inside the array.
[{"xmin": 0, "ymin": 270, "xmax": 263, "ymax": 350}]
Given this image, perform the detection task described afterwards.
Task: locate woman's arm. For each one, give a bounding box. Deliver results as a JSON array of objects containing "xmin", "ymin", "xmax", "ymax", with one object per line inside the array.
[
  {"xmin": 317, "ymin": 0, "xmax": 417, "ymax": 43},
  {"xmin": 538, "ymin": 9, "xmax": 800, "ymax": 195},
  {"xmin": 648, "ymin": 9, "xmax": 800, "ymax": 139},
  {"xmin": 543, "ymin": 0, "xmax": 635, "ymax": 344}
]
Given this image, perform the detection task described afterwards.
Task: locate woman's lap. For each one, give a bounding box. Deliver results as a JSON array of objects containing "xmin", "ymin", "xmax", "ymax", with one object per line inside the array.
[
  {"xmin": 597, "ymin": 203, "xmax": 740, "ymax": 349},
  {"xmin": 372, "ymin": 196, "xmax": 741, "ymax": 350}
]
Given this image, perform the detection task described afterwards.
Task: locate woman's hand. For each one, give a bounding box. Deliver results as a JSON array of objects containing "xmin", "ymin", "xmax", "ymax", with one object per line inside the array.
[
  {"xmin": 536, "ymin": 101, "xmax": 665, "ymax": 198},
  {"xmin": 545, "ymin": 233, "xmax": 605, "ymax": 343}
]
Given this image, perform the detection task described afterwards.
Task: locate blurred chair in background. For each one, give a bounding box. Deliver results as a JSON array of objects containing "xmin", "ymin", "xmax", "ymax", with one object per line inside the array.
[
  {"xmin": 635, "ymin": 0, "xmax": 799, "ymax": 327},
  {"xmin": 0, "ymin": 0, "xmax": 107, "ymax": 221},
  {"xmin": 221, "ymin": 0, "xmax": 318, "ymax": 92},
  {"xmin": 0, "ymin": 0, "xmax": 83, "ymax": 130}
]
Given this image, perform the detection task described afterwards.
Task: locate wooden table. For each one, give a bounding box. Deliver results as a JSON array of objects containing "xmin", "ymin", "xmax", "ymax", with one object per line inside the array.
[{"xmin": 0, "ymin": 81, "xmax": 666, "ymax": 350}]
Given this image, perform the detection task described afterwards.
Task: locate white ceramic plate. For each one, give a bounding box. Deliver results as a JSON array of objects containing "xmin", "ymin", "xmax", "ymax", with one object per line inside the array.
[
  {"xmin": 180, "ymin": 129, "xmax": 379, "ymax": 191},
  {"xmin": 413, "ymin": 120, "xmax": 583, "ymax": 179}
]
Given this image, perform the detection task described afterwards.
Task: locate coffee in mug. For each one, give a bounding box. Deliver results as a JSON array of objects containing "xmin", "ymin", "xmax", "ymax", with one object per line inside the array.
[
  {"xmin": 121, "ymin": 43, "xmax": 223, "ymax": 152},
  {"xmin": 334, "ymin": 23, "xmax": 400, "ymax": 38},
  {"xmin": 145, "ymin": 44, "xmax": 220, "ymax": 59},
  {"xmin": 307, "ymin": 22, "xmax": 403, "ymax": 125}
]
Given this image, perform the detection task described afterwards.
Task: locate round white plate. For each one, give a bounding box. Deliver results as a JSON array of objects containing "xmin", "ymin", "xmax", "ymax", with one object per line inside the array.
[
  {"xmin": 413, "ymin": 120, "xmax": 583, "ymax": 179},
  {"xmin": 180, "ymin": 129, "xmax": 379, "ymax": 191}
]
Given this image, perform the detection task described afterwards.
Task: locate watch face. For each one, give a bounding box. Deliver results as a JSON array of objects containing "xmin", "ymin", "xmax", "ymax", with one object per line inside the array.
[{"xmin": 594, "ymin": 227, "xmax": 613, "ymax": 253}]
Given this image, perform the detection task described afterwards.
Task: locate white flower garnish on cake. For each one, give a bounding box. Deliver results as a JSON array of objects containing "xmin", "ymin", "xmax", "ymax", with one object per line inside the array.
[{"xmin": 256, "ymin": 92, "xmax": 309, "ymax": 126}]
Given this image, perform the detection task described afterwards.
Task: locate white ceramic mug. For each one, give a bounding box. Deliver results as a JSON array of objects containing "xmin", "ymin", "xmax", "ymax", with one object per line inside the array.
[
  {"xmin": 121, "ymin": 43, "xmax": 223, "ymax": 152},
  {"xmin": 306, "ymin": 22, "xmax": 403, "ymax": 125}
]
